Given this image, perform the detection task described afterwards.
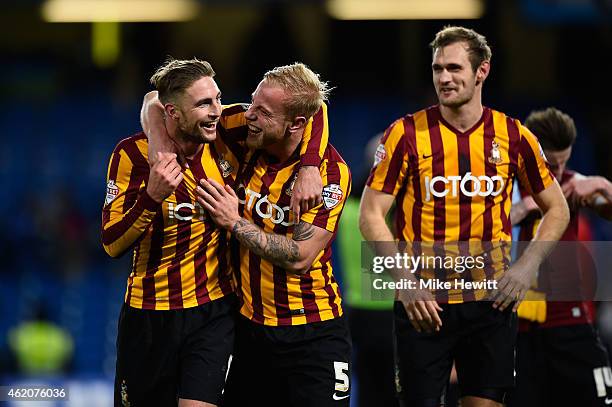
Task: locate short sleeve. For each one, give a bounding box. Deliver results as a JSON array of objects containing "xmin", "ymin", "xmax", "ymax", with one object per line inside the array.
[
  {"xmin": 517, "ymin": 124, "xmax": 555, "ymax": 195},
  {"xmin": 300, "ymin": 160, "xmax": 351, "ymax": 233},
  {"xmin": 366, "ymin": 119, "xmax": 409, "ymax": 195},
  {"xmin": 299, "ymin": 102, "xmax": 329, "ymax": 166}
]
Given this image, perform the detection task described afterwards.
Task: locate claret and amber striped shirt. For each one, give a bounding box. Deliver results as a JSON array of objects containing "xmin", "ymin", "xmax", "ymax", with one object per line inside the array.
[
  {"xmin": 367, "ymin": 105, "xmax": 555, "ymax": 302},
  {"xmin": 101, "ymin": 104, "xmax": 329, "ymax": 310},
  {"xmin": 234, "ymin": 144, "xmax": 351, "ymax": 326},
  {"xmin": 517, "ymin": 170, "xmax": 593, "ymax": 328}
]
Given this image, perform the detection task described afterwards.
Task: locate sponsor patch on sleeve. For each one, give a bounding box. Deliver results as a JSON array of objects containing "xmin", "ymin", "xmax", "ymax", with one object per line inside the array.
[
  {"xmin": 105, "ymin": 180, "xmax": 119, "ymax": 206},
  {"xmin": 322, "ymin": 183, "xmax": 344, "ymax": 209},
  {"xmin": 538, "ymin": 142, "xmax": 548, "ymax": 162},
  {"xmin": 373, "ymin": 144, "xmax": 387, "ymax": 167}
]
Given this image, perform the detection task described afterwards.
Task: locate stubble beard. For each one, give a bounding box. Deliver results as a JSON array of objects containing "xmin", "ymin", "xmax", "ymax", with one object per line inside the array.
[
  {"xmin": 246, "ymin": 132, "xmax": 262, "ymax": 150},
  {"xmin": 439, "ymin": 89, "xmax": 473, "ymax": 108},
  {"xmin": 177, "ymin": 119, "xmax": 211, "ymax": 144}
]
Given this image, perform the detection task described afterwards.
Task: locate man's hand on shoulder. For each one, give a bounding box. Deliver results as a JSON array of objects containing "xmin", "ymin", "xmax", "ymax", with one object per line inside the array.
[
  {"xmin": 141, "ymin": 91, "xmax": 185, "ymax": 167},
  {"xmin": 146, "ymin": 152, "xmax": 183, "ymax": 203},
  {"xmin": 290, "ymin": 166, "xmax": 323, "ymax": 220}
]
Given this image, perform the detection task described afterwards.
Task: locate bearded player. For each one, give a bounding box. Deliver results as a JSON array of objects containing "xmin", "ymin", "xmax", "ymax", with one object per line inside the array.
[{"xmin": 103, "ymin": 58, "xmax": 327, "ymax": 406}]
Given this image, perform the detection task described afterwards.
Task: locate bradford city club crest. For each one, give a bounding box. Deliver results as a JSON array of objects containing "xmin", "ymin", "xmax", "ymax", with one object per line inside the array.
[
  {"xmin": 488, "ymin": 140, "xmax": 502, "ymax": 164},
  {"xmin": 105, "ymin": 180, "xmax": 119, "ymax": 206},
  {"xmin": 219, "ymin": 156, "xmax": 234, "ymax": 178},
  {"xmin": 322, "ymin": 184, "xmax": 344, "ymax": 209}
]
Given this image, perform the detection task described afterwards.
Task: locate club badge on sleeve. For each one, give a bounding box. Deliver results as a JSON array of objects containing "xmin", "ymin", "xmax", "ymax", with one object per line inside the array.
[
  {"xmin": 105, "ymin": 180, "xmax": 119, "ymax": 206},
  {"xmin": 322, "ymin": 184, "xmax": 343, "ymax": 209}
]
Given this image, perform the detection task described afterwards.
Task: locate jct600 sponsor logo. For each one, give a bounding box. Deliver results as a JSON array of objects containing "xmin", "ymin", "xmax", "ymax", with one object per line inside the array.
[
  {"xmin": 237, "ymin": 184, "xmax": 294, "ymax": 226},
  {"xmin": 423, "ymin": 173, "xmax": 505, "ymax": 201}
]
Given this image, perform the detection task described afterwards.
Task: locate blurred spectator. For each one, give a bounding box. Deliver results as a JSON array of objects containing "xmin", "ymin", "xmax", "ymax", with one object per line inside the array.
[{"xmin": 7, "ymin": 302, "xmax": 74, "ymax": 376}]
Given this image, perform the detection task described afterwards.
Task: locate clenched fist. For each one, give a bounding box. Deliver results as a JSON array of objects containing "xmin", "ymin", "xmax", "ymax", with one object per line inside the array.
[{"xmin": 146, "ymin": 152, "xmax": 183, "ymax": 203}]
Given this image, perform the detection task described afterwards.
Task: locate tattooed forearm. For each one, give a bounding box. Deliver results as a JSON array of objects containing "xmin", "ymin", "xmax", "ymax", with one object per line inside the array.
[
  {"xmin": 232, "ymin": 218, "xmax": 264, "ymax": 250},
  {"xmin": 232, "ymin": 218, "xmax": 300, "ymax": 267},
  {"xmin": 265, "ymin": 234, "xmax": 299, "ymax": 262},
  {"xmin": 292, "ymin": 221, "xmax": 315, "ymax": 241}
]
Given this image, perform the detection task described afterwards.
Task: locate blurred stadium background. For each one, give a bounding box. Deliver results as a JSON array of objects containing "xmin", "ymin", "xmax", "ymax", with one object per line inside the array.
[{"xmin": 0, "ymin": 0, "xmax": 611, "ymax": 405}]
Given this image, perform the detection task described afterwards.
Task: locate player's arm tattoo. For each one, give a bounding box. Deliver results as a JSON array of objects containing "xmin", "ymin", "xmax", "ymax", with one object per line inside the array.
[
  {"xmin": 292, "ymin": 221, "xmax": 315, "ymax": 241},
  {"xmin": 231, "ymin": 219, "xmax": 316, "ymax": 270},
  {"xmin": 232, "ymin": 218, "xmax": 299, "ymax": 264}
]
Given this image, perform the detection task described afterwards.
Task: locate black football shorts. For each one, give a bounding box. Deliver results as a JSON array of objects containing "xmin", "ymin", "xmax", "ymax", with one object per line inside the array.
[
  {"xmin": 394, "ymin": 301, "xmax": 517, "ymax": 406},
  {"xmin": 223, "ymin": 315, "xmax": 352, "ymax": 407},
  {"xmin": 507, "ymin": 323, "xmax": 612, "ymax": 407},
  {"xmin": 114, "ymin": 294, "xmax": 236, "ymax": 406}
]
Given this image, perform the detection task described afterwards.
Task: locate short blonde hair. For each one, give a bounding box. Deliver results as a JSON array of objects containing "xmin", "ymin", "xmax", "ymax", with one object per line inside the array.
[{"xmin": 263, "ymin": 62, "xmax": 330, "ymax": 119}]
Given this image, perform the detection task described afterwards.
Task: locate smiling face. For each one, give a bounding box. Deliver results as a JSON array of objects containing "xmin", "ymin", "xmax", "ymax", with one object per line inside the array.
[
  {"xmin": 244, "ymin": 79, "xmax": 292, "ymax": 150},
  {"xmin": 171, "ymin": 76, "xmax": 222, "ymax": 143},
  {"xmin": 432, "ymin": 41, "xmax": 488, "ymax": 108}
]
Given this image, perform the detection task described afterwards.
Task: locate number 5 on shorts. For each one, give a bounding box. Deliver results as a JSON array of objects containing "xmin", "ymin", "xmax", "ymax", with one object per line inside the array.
[{"xmin": 333, "ymin": 361, "xmax": 350, "ymax": 392}]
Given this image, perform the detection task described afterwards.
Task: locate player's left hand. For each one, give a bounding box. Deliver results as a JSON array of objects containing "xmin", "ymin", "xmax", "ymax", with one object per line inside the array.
[
  {"xmin": 290, "ymin": 166, "xmax": 323, "ymax": 221},
  {"xmin": 196, "ymin": 179, "xmax": 241, "ymax": 231},
  {"xmin": 562, "ymin": 175, "xmax": 609, "ymax": 206},
  {"xmin": 490, "ymin": 263, "xmax": 533, "ymax": 312}
]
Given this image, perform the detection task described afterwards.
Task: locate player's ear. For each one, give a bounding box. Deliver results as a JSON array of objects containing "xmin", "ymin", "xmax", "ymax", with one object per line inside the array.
[
  {"xmin": 288, "ymin": 116, "xmax": 307, "ymax": 132},
  {"xmin": 476, "ymin": 60, "xmax": 490, "ymax": 85},
  {"xmin": 164, "ymin": 104, "xmax": 180, "ymax": 121}
]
